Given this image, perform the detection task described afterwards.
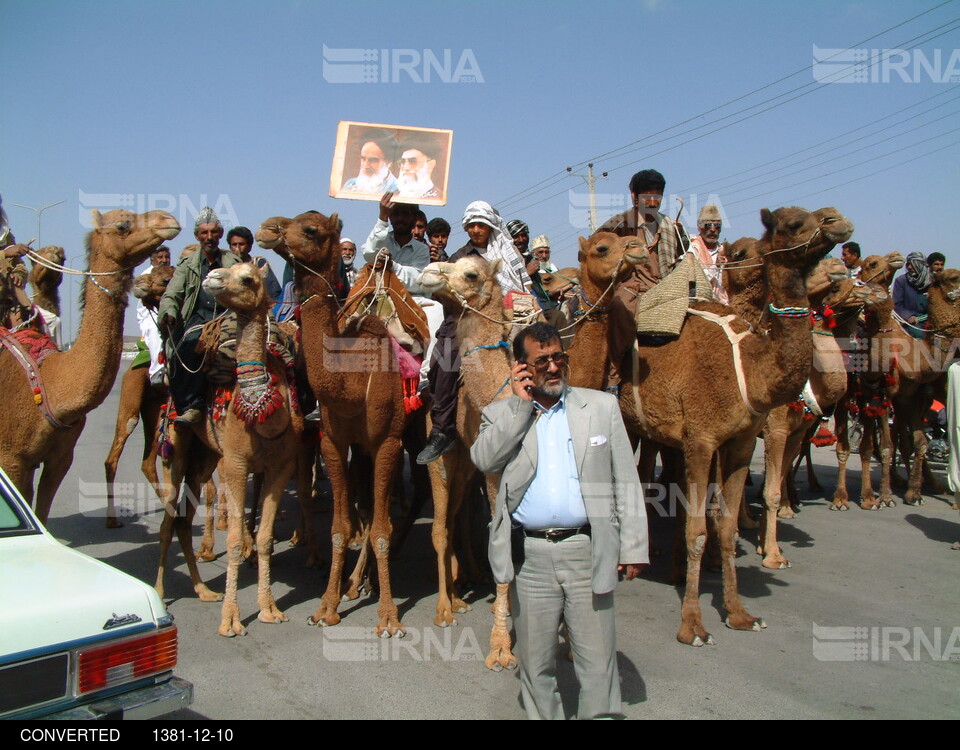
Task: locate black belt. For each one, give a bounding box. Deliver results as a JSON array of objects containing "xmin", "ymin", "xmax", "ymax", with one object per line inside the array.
[{"xmin": 522, "ymin": 526, "xmax": 591, "ymax": 543}]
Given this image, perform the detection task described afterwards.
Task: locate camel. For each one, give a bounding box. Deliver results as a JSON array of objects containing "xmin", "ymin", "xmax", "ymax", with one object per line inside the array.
[
  {"xmin": 889, "ymin": 265, "xmax": 960, "ymax": 504},
  {"xmin": 829, "ymin": 252, "xmax": 916, "ymax": 511},
  {"xmin": 615, "ymin": 206, "xmax": 854, "ymax": 646},
  {"xmin": 0, "ymin": 209, "xmax": 180, "ymax": 524},
  {"xmin": 566, "ymin": 234, "xmax": 649, "ymax": 390},
  {"xmin": 755, "ymin": 265, "xmax": 872, "ymax": 567},
  {"xmin": 155, "ymin": 262, "xmax": 303, "ymax": 636},
  {"xmin": 103, "ymin": 265, "xmax": 174, "ymax": 528},
  {"xmin": 29, "ymin": 245, "xmax": 65, "ymax": 315},
  {"xmin": 256, "ymin": 211, "xmax": 411, "ymax": 637}
]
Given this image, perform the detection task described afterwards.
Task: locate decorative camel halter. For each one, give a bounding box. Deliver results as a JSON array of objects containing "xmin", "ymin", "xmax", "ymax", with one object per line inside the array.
[
  {"xmin": 0, "ymin": 326, "xmax": 75, "ymax": 429},
  {"xmin": 340, "ymin": 260, "xmax": 429, "ymax": 355}
]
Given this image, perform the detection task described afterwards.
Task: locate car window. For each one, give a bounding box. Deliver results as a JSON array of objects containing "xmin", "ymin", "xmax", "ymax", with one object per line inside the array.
[{"xmin": 0, "ymin": 485, "xmax": 35, "ymax": 535}]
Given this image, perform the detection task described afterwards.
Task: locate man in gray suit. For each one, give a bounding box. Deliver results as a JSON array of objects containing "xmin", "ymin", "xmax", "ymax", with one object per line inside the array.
[{"xmin": 471, "ymin": 322, "xmax": 648, "ymax": 720}]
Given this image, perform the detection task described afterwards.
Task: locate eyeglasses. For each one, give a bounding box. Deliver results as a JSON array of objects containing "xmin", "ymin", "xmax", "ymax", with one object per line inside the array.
[
  {"xmin": 399, "ymin": 156, "xmax": 433, "ymax": 166},
  {"xmin": 528, "ymin": 352, "xmax": 569, "ymax": 370},
  {"xmin": 701, "ymin": 222, "xmax": 722, "ymax": 230}
]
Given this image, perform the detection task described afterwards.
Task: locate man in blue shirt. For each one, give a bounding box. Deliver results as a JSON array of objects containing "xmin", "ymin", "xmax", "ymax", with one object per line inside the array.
[{"xmin": 471, "ymin": 322, "xmax": 648, "ymax": 719}]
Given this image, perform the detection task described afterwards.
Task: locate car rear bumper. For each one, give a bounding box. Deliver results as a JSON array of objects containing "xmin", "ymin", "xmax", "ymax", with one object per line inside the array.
[{"xmin": 43, "ymin": 677, "xmax": 193, "ymax": 720}]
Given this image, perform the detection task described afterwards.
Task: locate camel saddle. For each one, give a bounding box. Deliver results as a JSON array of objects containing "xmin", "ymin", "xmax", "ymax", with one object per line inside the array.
[
  {"xmin": 338, "ymin": 263, "xmax": 429, "ymax": 356},
  {"xmin": 634, "ymin": 254, "xmax": 714, "ymax": 337},
  {"xmin": 196, "ymin": 311, "xmax": 296, "ymax": 385}
]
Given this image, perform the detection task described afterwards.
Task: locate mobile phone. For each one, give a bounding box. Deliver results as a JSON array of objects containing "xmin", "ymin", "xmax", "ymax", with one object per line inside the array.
[{"xmin": 517, "ymin": 361, "xmax": 534, "ymax": 392}]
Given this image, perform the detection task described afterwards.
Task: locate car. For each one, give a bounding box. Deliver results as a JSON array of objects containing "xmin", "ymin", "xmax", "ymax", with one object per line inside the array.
[{"xmin": 0, "ymin": 468, "xmax": 193, "ymax": 720}]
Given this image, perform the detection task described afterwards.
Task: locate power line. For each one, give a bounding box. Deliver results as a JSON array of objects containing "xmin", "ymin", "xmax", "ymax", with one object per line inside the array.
[{"xmin": 495, "ymin": 0, "xmax": 955, "ymax": 207}]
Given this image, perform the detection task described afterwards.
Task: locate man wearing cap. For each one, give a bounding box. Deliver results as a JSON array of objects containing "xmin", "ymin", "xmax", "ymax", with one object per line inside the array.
[
  {"xmin": 158, "ymin": 207, "xmax": 241, "ymax": 423},
  {"xmin": 597, "ymin": 169, "xmax": 689, "ymax": 310},
  {"xmin": 417, "ymin": 201, "xmax": 532, "ymax": 464},
  {"xmin": 686, "ymin": 205, "xmax": 728, "ymax": 304},
  {"xmin": 528, "ymin": 234, "xmax": 560, "ymax": 313}
]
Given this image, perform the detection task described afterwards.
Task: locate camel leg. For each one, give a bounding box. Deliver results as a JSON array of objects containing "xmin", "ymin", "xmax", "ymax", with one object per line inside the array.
[
  {"xmin": 430, "ymin": 454, "xmax": 458, "ymax": 627},
  {"xmin": 215, "ymin": 479, "xmax": 228, "ymax": 531},
  {"xmin": 294, "ymin": 442, "xmax": 324, "ymax": 568},
  {"xmin": 370, "ymin": 436, "xmax": 404, "ymax": 637},
  {"xmin": 877, "ymin": 415, "xmax": 896, "ymax": 508},
  {"xmin": 900, "ymin": 400, "xmax": 926, "ymax": 506},
  {"xmin": 719, "ymin": 440, "xmax": 766, "ymax": 632},
  {"xmin": 34, "ymin": 448, "xmax": 74, "ymax": 526},
  {"xmin": 830, "ymin": 407, "xmax": 853, "ymax": 511},
  {"xmin": 309, "ymin": 435, "xmax": 351, "ymax": 627},
  {"xmin": 104, "ymin": 367, "xmax": 149, "ymax": 528},
  {"xmin": 482, "ymin": 473, "xmax": 516, "ymax": 670},
  {"xmin": 676, "ymin": 437, "xmax": 716, "ymax": 647},
  {"xmin": 759, "ymin": 426, "xmax": 791, "ymax": 569},
  {"xmin": 859, "ymin": 419, "xmax": 880, "ymax": 511},
  {"xmin": 218, "ymin": 464, "xmax": 249, "ymax": 637},
  {"xmin": 256, "ymin": 468, "xmax": 293, "ymax": 626},
  {"xmin": 177, "ymin": 471, "xmax": 222, "ymax": 601},
  {"xmin": 777, "ymin": 424, "xmax": 806, "ymax": 520},
  {"xmin": 343, "ymin": 525, "xmax": 371, "ymax": 601},
  {"xmin": 197, "ymin": 477, "xmax": 219, "ymax": 563}
]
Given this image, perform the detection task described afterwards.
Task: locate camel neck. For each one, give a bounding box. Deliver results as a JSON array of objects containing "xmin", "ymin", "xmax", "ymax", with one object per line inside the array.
[
  {"xmin": 47, "ymin": 247, "xmax": 130, "ymax": 421},
  {"xmin": 234, "ymin": 310, "xmax": 267, "ymax": 366}
]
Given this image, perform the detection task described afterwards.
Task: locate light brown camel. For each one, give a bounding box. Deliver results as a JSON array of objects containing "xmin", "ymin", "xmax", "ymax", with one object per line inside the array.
[
  {"xmin": 0, "ymin": 209, "xmax": 180, "ymax": 524},
  {"xmin": 829, "ymin": 252, "xmax": 905, "ymax": 510},
  {"xmin": 615, "ymin": 206, "xmax": 854, "ymax": 646},
  {"xmin": 419, "ymin": 255, "xmax": 516, "ymax": 668},
  {"xmin": 29, "ymin": 245, "xmax": 65, "ymax": 315},
  {"xmin": 103, "ymin": 265, "xmax": 175, "ymax": 528},
  {"xmin": 755, "ymin": 266, "xmax": 873, "ymax": 568},
  {"xmin": 156, "ymin": 262, "xmax": 303, "ymax": 636},
  {"xmin": 256, "ymin": 211, "xmax": 412, "ymax": 637}
]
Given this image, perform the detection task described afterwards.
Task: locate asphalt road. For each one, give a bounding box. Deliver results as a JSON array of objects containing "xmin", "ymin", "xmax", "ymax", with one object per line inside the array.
[{"xmin": 42, "ymin": 378, "xmax": 960, "ymax": 720}]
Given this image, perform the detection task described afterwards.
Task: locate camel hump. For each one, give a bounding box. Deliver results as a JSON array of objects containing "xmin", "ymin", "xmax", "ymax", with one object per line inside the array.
[{"xmin": 340, "ymin": 263, "xmax": 429, "ymax": 355}]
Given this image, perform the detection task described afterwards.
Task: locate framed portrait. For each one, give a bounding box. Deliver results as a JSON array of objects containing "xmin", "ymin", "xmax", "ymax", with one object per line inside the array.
[{"xmin": 329, "ymin": 121, "xmax": 453, "ymax": 206}]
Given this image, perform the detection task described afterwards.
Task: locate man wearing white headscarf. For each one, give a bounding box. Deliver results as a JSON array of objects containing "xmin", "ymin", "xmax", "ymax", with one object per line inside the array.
[{"xmin": 417, "ymin": 201, "xmax": 532, "ymax": 464}]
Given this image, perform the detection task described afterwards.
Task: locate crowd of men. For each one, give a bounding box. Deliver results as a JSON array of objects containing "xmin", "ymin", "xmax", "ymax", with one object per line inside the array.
[{"xmin": 1, "ymin": 171, "xmax": 953, "ymax": 719}]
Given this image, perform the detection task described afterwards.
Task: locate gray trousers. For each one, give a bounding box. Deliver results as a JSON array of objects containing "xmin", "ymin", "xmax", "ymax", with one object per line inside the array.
[{"xmin": 510, "ymin": 534, "xmax": 621, "ymax": 720}]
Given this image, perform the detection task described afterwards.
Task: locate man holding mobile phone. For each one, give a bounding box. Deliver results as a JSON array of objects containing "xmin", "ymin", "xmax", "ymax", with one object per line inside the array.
[{"xmin": 471, "ymin": 322, "xmax": 649, "ymax": 720}]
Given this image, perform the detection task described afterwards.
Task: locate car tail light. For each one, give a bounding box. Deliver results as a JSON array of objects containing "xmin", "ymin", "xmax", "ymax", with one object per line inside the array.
[{"xmin": 76, "ymin": 626, "xmax": 178, "ymax": 694}]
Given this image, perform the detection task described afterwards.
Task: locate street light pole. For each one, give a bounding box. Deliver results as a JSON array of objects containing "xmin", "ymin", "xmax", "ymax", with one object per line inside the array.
[{"xmin": 13, "ymin": 199, "xmax": 66, "ymax": 249}]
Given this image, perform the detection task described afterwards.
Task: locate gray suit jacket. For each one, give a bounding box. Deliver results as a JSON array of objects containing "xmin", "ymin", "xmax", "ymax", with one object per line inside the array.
[{"xmin": 470, "ymin": 386, "xmax": 648, "ymax": 594}]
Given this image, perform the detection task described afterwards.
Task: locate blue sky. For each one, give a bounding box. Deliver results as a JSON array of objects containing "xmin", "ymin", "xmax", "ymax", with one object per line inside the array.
[{"xmin": 2, "ymin": 0, "xmax": 959, "ymax": 341}]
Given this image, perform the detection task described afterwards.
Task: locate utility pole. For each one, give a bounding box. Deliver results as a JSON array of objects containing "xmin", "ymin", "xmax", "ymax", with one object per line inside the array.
[
  {"xmin": 567, "ymin": 163, "xmax": 608, "ymax": 233},
  {"xmin": 13, "ymin": 199, "xmax": 66, "ymax": 249}
]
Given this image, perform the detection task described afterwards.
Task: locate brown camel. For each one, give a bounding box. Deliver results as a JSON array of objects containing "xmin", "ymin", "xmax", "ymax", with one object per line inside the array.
[
  {"xmin": 756, "ymin": 265, "xmax": 873, "ymax": 568},
  {"xmin": 0, "ymin": 209, "xmax": 180, "ymax": 523},
  {"xmin": 889, "ymin": 265, "xmax": 960, "ymax": 503},
  {"xmin": 103, "ymin": 265, "xmax": 174, "ymax": 528},
  {"xmin": 615, "ymin": 206, "xmax": 854, "ymax": 646},
  {"xmin": 156, "ymin": 262, "xmax": 303, "ymax": 635},
  {"xmin": 566, "ymin": 234, "xmax": 649, "ymax": 390},
  {"xmin": 29, "ymin": 245, "xmax": 65, "ymax": 315},
  {"xmin": 256, "ymin": 211, "xmax": 412, "ymax": 637}
]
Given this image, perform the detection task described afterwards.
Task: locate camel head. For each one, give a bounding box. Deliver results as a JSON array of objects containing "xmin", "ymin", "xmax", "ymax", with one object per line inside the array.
[
  {"xmin": 721, "ymin": 237, "xmax": 764, "ymax": 296},
  {"xmin": 859, "ymin": 252, "xmax": 904, "ymax": 288},
  {"xmin": 931, "ymin": 266, "xmax": 960, "ymax": 303},
  {"xmin": 202, "ymin": 263, "xmax": 270, "ymax": 314},
  {"xmin": 28, "ymin": 245, "xmax": 66, "ymax": 288},
  {"xmin": 822, "ymin": 276, "xmax": 875, "ymax": 312},
  {"xmin": 540, "ymin": 267, "xmax": 580, "ymax": 299},
  {"xmin": 419, "ymin": 256, "xmax": 504, "ymax": 316},
  {"xmin": 256, "ymin": 211, "xmax": 340, "ymax": 273},
  {"xmin": 759, "ymin": 206, "xmax": 854, "ymax": 270},
  {"xmin": 577, "ymin": 233, "xmax": 649, "ymax": 291},
  {"xmin": 132, "ymin": 264, "xmax": 175, "ymax": 309},
  {"xmin": 88, "ymin": 209, "xmax": 180, "ymax": 267},
  {"xmin": 806, "ymin": 257, "xmax": 849, "ymax": 302}
]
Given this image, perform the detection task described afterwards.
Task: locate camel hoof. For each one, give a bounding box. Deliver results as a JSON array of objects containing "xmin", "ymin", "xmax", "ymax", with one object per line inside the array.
[
  {"xmin": 691, "ymin": 634, "xmax": 715, "ymax": 647},
  {"xmin": 106, "ymin": 518, "xmax": 123, "ymax": 529},
  {"xmin": 196, "ymin": 586, "xmax": 223, "ymax": 602},
  {"xmin": 777, "ymin": 508, "xmax": 796, "ymax": 520},
  {"xmin": 218, "ymin": 621, "xmax": 246, "ymax": 637},
  {"xmin": 197, "ymin": 551, "xmax": 216, "ymax": 563},
  {"xmin": 258, "ymin": 610, "xmax": 288, "ymax": 624}
]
